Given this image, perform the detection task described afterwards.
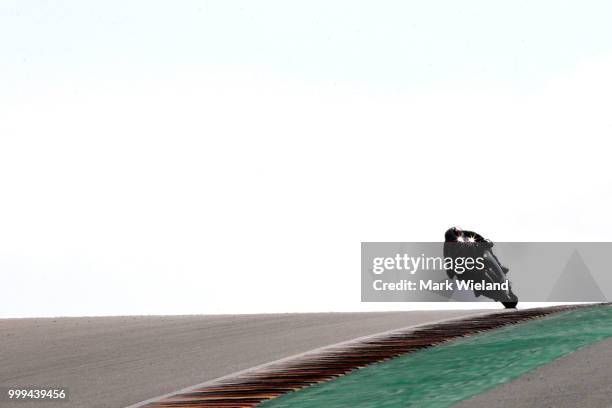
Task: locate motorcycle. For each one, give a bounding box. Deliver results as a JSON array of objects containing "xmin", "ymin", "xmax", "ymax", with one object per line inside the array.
[{"xmin": 444, "ymin": 227, "xmax": 518, "ymax": 309}]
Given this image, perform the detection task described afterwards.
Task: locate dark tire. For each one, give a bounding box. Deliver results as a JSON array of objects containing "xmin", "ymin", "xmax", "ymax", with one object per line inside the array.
[{"xmin": 502, "ymin": 302, "xmax": 518, "ymax": 309}]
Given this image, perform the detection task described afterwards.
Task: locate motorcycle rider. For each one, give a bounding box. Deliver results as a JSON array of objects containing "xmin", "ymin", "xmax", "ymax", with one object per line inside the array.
[
  {"xmin": 444, "ymin": 227, "xmax": 517, "ymax": 308},
  {"xmin": 444, "ymin": 227, "xmax": 508, "ymax": 278}
]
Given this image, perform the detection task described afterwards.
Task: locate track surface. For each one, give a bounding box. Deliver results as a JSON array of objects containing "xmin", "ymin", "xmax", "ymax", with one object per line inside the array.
[
  {"xmin": 142, "ymin": 306, "xmax": 577, "ymax": 408},
  {"xmin": 455, "ymin": 337, "xmax": 612, "ymax": 408},
  {"xmin": 0, "ymin": 310, "xmax": 483, "ymax": 408}
]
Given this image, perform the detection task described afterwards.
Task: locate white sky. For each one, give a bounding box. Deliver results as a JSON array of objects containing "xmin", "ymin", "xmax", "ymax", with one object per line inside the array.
[{"xmin": 1, "ymin": 1, "xmax": 611, "ymax": 317}]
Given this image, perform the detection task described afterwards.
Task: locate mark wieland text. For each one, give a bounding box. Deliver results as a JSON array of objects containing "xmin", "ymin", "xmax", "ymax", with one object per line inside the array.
[{"xmin": 372, "ymin": 279, "xmax": 509, "ymax": 291}]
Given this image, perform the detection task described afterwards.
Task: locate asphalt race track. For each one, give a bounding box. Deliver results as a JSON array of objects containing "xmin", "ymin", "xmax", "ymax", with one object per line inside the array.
[{"xmin": 0, "ymin": 310, "xmax": 483, "ymax": 408}]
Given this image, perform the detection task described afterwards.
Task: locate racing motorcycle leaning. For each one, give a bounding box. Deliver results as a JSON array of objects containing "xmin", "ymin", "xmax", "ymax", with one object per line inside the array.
[{"xmin": 444, "ymin": 227, "xmax": 519, "ymax": 309}]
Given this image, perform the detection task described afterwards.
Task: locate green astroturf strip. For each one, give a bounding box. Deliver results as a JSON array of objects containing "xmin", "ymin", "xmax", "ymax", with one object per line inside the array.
[{"xmin": 260, "ymin": 306, "xmax": 612, "ymax": 408}]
